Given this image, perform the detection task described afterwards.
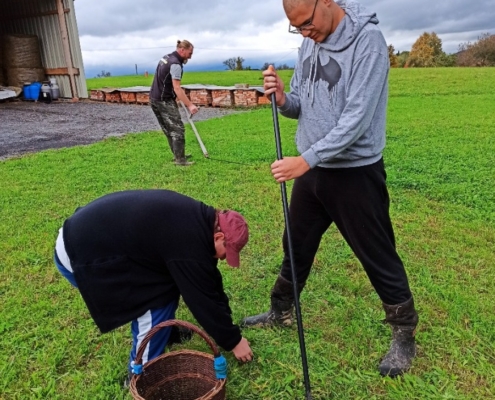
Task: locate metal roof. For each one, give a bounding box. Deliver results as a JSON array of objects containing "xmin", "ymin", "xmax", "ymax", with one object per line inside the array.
[{"xmin": 0, "ymin": 0, "xmax": 87, "ymax": 99}]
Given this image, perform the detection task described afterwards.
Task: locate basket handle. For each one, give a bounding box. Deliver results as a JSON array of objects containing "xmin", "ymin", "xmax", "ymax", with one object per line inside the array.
[{"xmin": 133, "ymin": 319, "xmax": 221, "ymax": 369}]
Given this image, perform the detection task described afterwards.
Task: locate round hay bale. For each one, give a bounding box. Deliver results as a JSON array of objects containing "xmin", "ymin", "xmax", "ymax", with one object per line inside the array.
[
  {"xmin": 3, "ymin": 34, "xmax": 42, "ymax": 68},
  {"xmin": 6, "ymin": 67, "xmax": 45, "ymax": 88},
  {"xmin": 0, "ymin": 36, "xmax": 4, "ymax": 67}
]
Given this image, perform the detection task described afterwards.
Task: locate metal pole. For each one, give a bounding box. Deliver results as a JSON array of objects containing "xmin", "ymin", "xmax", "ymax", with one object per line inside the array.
[
  {"xmin": 270, "ymin": 92, "xmax": 312, "ymax": 399},
  {"xmin": 179, "ymin": 101, "xmax": 209, "ymax": 158}
]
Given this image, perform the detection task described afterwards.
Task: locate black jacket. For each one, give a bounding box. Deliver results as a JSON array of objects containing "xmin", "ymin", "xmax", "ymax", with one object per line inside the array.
[
  {"xmin": 150, "ymin": 51, "xmax": 183, "ymax": 101},
  {"xmin": 63, "ymin": 190, "xmax": 241, "ymax": 351}
]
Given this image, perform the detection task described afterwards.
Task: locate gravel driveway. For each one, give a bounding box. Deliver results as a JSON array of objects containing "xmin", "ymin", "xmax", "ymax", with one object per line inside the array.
[{"xmin": 0, "ymin": 100, "xmax": 242, "ymax": 160}]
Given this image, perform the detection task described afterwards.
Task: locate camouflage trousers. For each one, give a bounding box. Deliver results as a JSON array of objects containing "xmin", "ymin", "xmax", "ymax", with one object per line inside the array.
[{"xmin": 150, "ymin": 99, "xmax": 185, "ymax": 152}]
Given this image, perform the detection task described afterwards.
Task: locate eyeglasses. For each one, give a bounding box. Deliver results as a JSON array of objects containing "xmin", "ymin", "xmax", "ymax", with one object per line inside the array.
[{"xmin": 288, "ymin": 0, "xmax": 319, "ymax": 34}]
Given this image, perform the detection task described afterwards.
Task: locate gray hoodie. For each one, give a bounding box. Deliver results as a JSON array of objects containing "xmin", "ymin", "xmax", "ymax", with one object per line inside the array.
[{"xmin": 279, "ymin": 1, "xmax": 389, "ymax": 168}]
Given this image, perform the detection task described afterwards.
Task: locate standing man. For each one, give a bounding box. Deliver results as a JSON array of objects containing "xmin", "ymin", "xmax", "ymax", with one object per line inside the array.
[
  {"xmin": 54, "ymin": 190, "xmax": 253, "ymax": 382},
  {"xmin": 150, "ymin": 40, "xmax": 198, "ymax": 166},
  {"xmin": 242, "ymin": 0, "xmax": 419, "ymax": 378}
]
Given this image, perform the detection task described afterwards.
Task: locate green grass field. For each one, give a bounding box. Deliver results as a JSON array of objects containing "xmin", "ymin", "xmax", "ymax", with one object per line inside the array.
[
  {"xmin": 86, "ymin": 69, "xmax": 295, "ymax": 90},
  {"xmin": 1, "ymin": 68, "xmax": 494, "ymax": 399}
]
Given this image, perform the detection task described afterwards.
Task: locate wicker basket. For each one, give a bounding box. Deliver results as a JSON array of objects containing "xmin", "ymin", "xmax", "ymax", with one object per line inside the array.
[{"xmin": 130, "ymin": 320, "xmax": 226, "ymax": 400}]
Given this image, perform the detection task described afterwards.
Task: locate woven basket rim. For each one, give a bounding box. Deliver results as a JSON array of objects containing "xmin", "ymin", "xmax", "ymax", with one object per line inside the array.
[{"xmin": 129, "ymin": 320, "xmax": 226, "ymax": 400}]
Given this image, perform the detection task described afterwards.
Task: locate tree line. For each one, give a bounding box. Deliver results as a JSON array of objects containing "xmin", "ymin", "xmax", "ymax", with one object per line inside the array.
[
  {"xmin": 222, "ymin": 57, "xmax": 293, "ymax": 71},
  {"xmin": 389, "ymin": 32, "xmax": 494, "ymax": 68},
  {"xmin": 223, "ymin": 32, "xmax": 494, "ymax": 71}
]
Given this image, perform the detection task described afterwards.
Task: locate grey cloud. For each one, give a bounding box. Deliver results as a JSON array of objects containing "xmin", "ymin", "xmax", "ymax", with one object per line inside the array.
[
  {"xmin": 75, "ymin": 0, "xmax": 286, "ymax": 37},
  {"xmin": 75, "ymin": 0, "xmax": 495, "ymax": 58},
  {"xmin": 373, "ymin": 0, "xmax": 494, "ymax": 34}
]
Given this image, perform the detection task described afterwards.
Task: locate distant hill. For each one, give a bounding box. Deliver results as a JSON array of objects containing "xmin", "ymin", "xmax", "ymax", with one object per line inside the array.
[
  {"xmin": 84, "ymin": 62, "xmax": 225, "ymax": 79},
  {"xmin": 83, "ymin": 56, "xmax": 296, "ymax": 78}
]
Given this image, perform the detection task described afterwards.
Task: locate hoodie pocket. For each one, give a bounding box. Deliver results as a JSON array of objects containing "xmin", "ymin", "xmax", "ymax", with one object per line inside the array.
[
  {"xmin": 74, "ymin": 256, "xmax": 132, "ymax": 319},
  {"xmin": 296, "ymin": 115, "xmax": 336, "ymax": 154}
]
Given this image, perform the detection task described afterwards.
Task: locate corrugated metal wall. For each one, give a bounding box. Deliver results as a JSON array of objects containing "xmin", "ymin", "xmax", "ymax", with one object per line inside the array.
[{"xmin": 0, "ymin": 0, "xmax": 88, "ymax": 98}]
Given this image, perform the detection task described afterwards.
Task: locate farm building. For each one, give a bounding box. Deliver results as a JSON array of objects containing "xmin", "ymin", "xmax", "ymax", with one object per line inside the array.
[
  {"xmin": 0, "ymin": 0, "xmax": 269, "ymax": 107},
  {"xmin": 0, "ymin": 0, "xmax": 88, "ymax": 100}
]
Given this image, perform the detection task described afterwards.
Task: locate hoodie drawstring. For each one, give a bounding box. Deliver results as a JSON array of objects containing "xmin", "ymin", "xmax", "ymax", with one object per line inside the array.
[{"xmin": 307, "ymin": 44, "xmax": 320, "ymax": 105}]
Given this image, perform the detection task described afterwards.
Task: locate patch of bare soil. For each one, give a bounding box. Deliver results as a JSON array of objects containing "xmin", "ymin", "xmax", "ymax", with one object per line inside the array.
[{"xmin": 0, "ymin": 99, "xmax": 241, "ymax": 160}]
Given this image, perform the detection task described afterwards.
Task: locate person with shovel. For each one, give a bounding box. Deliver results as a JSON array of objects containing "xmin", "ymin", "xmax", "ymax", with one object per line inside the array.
[
  {"xmin": 242, "ymin": 0, "xmax": 419, "ymax": 378},
  {"xmin": 53, "ymin": 189, "xmax": 253, "ymax": 383},
  {"xmin": 150, "ymin": 39, "xmax": 198, "ymax": 166}
]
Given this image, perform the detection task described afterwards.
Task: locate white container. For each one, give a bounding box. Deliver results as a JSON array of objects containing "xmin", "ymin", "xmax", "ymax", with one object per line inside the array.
[
  {"xmin": 41, "ymin": 82, "xmax": 51, "ymax": 94},
  {"xmin": 47, "ymin": 78, "xmax": 60, "ymax": 100},
  {"xmin": 50, "ymin": 83, "xmax": 60, "ymax": 100},
  {"xmin": 40, "ymin": 82, "xmax": 52, "ymax": 103}
]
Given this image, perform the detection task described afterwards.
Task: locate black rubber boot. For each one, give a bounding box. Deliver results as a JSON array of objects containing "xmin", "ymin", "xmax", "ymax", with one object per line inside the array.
[
  {"xmin": 123, "ymin": 372, "xmax": 134, "ymax": 389},
  {"xmin": 171, "ymin": 154, "xmax": 192, "ymax": 162},
  {"xmin": 379, "ymin": 297, "xmax": 419, "ymax": 377},
  {"xmin": 167, "ymin": 325, "xmax": 193, "ymax": 347},
  {"xmin": 240, "ymin": 275, "xmax": 304, "ymax": 327},
  {"xmin": 172, "ymin": 138, "xmax": 194, "ymax": 166}
]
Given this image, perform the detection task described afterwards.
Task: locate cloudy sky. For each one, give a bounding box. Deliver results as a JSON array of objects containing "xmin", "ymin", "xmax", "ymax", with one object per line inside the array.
[{"xmin": 74, "ymin": 0, "xmax": 495, "ymax": 77}]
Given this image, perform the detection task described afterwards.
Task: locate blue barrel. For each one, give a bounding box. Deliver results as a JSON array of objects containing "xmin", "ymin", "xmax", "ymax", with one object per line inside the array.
[
  {"xmin": 23, "ymin": 84, "xmax": 32, "ymax": 100},
  {"xmin": 23, "ymin": 82, "xmax": 42, "ymax": 100},
  {"xmin": 31, "ymin": 82, "xmax": 42, "ymax": 100}
]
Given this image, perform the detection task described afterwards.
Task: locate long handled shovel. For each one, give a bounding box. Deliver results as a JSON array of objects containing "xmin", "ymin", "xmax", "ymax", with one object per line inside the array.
[
  {"xmin": 269, "ymin": 88, "xmax": 312, "ymax": 399},
  {"xmin": 179, "ymin": 101, "xmax": 209, "ymax": 158}
]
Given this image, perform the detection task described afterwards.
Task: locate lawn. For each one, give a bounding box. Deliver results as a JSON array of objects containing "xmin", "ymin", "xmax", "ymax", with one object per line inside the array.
[
  {"xmin": 86, "ymin": 69, "xmax": 296, "ymax": 90},
  {"xmin": 1, "ymin": 68, "xmax": 494, "ymax": 399}
]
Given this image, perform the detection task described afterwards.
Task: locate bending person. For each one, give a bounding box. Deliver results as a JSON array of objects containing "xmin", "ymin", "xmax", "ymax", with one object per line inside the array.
[{"xmin": 54, "ymin": 189, "xmax": 253, "ymax": 384}]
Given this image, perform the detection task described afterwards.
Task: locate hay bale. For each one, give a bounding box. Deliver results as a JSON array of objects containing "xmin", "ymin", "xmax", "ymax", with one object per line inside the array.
[
  {"xmin": 0, "ymin": 36, "xmax": 4, "ymax": 67},
  {"xmin": 6, "ymin": 67, "xmax": 45, "ymax": 88},
  {"xmin": 0, "ymin": 37, "xmax": 4, "ymax": 86},
  {"xmin": 3, "ymin": 34, "xmax": 42, "ymax": 68}
]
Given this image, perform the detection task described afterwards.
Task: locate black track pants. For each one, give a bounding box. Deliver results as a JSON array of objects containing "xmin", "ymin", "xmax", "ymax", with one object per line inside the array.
[{"xmin": 279, "ymin": 158, "xmax": 412, "ymax": 305}]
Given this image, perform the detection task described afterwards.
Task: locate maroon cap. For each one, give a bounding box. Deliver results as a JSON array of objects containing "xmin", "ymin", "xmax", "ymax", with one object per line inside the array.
[{"xmin": 218, "ymin": 210, "xmax": 249, "ymax": 267}]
